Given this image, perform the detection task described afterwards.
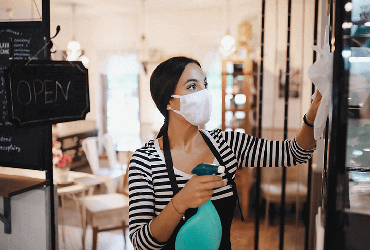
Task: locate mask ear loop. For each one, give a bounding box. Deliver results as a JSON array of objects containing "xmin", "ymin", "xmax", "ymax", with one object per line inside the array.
[{"xmin": 167, "ymin": 106, "xmax": 181, "ymax": 115}]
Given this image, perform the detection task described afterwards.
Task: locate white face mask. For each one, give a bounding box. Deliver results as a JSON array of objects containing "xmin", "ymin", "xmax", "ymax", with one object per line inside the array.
[{"xmin": 170, "ymin": 89, "xmax": 212, "ymax": 127}]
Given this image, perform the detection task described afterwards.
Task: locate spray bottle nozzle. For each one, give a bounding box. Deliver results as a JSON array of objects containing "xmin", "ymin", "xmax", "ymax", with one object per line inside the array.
[{"xmin": 191, "ymin": 163, "xmax": 225, "ymax": 176}]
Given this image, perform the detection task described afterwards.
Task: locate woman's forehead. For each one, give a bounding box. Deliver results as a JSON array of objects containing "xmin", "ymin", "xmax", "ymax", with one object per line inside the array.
[{"xmin": 178, "ymin": 63, "xmax": 205, "ymax": 84}]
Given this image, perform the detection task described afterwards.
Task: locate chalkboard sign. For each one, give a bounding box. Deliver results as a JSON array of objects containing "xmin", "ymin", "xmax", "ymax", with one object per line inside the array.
[
  {"xmin": 6, "ymin": 60, "xmax": 89, "ymax": 126},
  {"xmin": 0, "ymin": 22, "xmax": 50, "ymax": 171}
]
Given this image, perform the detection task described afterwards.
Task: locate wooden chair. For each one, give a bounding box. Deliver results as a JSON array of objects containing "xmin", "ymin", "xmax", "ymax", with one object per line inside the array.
[
  {"xmin": 79, "ymin": 150, "xmax": 133, "ymax": 250},
  {"xmin": 117, "ymin": 150, "xmax": 134, "ymax": 196},
  {"xmin": 82, "ymin": 137, "xmax": 124, "ymax": 193},
  {"xmin": 80, "ymin": 193, "xmax": 129, "ymax": 250},
  {"xmin": 260, "ymin": 165, "xmax": 307, "ymax": 226}
]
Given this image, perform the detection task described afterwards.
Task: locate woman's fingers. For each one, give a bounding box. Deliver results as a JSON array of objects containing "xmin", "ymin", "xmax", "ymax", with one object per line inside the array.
[
  {"xmin": 202, "ymin": 179, "xmax": 227, "ymax": 190},
  {"xmin": 177, "ymin": 174, "xmax": 228, "ymax": 210},
  {"xmin": 197, "ymin": 175, "xmax": 222, "ymax": 183},
  {"xmin": 192, "ymin": 175, "xmax": 226, "ymax": 190}
]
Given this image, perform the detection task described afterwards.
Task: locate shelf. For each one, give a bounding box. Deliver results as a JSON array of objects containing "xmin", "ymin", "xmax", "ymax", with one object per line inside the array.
[
  {"xmin": 225, "ymin": 108, "xmax": 246, "ymax": 112},
  {"xmin": 0, "ymin": 173, "xmax": 49, "ymax": 234},
  {"xmin": 0, "ymin": 174, "xmax": 49, "ymax": 198},
  {"xmin": 222, "ymin": 59, "xmax": 258, "ymax": 136}
]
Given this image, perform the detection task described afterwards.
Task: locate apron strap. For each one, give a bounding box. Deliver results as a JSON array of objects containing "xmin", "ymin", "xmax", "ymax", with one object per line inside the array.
[
  {"xmin": 163, "ymin": 131, "xmax": 180, "ymax": 195},
  {"xmin": 199, "ymin": 130, "xmax": 244, "ymax": 221},
  {"xmin": 163, "ymin": 130, "xmax": 244, "ymax": 221}
]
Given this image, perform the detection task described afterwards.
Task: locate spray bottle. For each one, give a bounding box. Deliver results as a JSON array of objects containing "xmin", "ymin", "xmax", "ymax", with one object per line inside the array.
[{"xmin": 175, "ymin": 163, "xmax": 225, "ymax": 250}]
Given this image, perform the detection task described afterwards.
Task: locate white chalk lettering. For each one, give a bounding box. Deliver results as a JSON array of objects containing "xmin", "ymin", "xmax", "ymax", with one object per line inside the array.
[
  {"xmin": 0, "ymin": 144, "xmax": 21, "ymax": 153},
  {"xmin": 17, "ymin": 80, "xmax": 32, "ymax": 105},
  {"xmin": 0, "ymin": 136, "xmax": 11, "ymax": 142},
  {"xmin": 0, "ymin": 43, "xmax": 9, "ymax": 48},
  {"xmin": 44, "ymin": 80, "xmax": 53, "ymax": 104},
  {"xmin": 55, "ymin": 81, "xmax": 71, "ymax": 101},
  {"xmin": 0, "ymin": 49, "xmax": 9, "ymax": 54},
  {"xmin": 33, "ymin": 79, "xmax": 44, "ymax": 103},
  {"xmin": 14, "ymin": 38, "xmax": 30, "ymax": 43}
]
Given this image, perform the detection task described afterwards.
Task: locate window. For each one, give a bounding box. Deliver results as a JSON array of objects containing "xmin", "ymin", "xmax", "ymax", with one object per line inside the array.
[
  {"xmin": 205, "ymin": 55, "xmax": 222, "ymax": 130},
  {"xmin": 106, "ymin": 54, "xmax": 141, "ymax": 151}
]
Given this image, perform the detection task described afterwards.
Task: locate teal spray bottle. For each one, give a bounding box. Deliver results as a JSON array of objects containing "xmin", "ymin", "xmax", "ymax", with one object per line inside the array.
[{"xmin": 175, "ymin": 163, "xmax": 225, "ymax": 250}]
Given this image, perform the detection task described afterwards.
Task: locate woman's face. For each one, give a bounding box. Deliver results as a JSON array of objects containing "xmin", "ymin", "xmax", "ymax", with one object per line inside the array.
[{"xmin": 168, "ymin": 63, "xmax": 208, "ymax": 111}]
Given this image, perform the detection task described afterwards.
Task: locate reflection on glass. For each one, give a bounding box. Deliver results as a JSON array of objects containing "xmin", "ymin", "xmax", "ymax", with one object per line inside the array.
[{"xmin": 344, "ymin": 0, "xmax": 370, "ymax": 215}]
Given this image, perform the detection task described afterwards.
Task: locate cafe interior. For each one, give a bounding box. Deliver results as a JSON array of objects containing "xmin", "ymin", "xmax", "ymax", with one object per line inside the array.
[{"xmin": 1, "ymin": 0, "xmax": 370, "ymax": 249}]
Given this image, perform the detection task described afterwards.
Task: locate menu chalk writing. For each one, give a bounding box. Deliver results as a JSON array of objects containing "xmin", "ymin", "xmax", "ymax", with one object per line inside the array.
[
  {"xmin": 0, "ymin": 22, "xmax": 45, "ymax": 127},
  {"xmin": 0, "ymin": 22, "xmax": 49, "ymax": 171}
]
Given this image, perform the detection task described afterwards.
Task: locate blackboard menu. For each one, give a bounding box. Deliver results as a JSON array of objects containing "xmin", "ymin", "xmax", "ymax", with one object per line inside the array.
[{"xmin": 0, "ymin": 22, "xmax": 49, "ymax": 171}]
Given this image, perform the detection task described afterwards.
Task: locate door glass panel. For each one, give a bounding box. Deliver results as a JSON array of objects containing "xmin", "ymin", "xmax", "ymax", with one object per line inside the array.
[{"xmin": 344, "ymin": 0, "xmax": 370, "ymax": 215}]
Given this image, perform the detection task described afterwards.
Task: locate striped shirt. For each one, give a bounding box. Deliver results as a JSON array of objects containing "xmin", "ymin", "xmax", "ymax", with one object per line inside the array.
[{"xmin": 128, "ymin": 128, "xmax": 314, "ymax": 249}]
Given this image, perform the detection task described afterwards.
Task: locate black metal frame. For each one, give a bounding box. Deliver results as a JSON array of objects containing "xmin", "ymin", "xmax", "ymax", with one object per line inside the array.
[
  {"xmin": 0, "ymin": 1, "xmax": 55, "ymax": 248},
  {"xmin": 304, "ymin": 1, "xmax": 320, "ymax": 249},
  {"xmin": 278, "ymin": 1, "xmax": 292, "ymax": 249},
  {"xmin": 0, "ymin": 198, "xmax": 11, "ymax": 234},
  {"xmin": 254, "ymin": 1, "xmax": 265, "ymax": 249},
  {"xmin": 324, "ymin": 0, "xmax": 347, "ymax": 249},
  {"xmin": 255, "ymin": 1, "xmax": 324, "ymax": 249},
  {"xmin": 41, "ymin": 1, "xmax": 57, "ymax": 249}
]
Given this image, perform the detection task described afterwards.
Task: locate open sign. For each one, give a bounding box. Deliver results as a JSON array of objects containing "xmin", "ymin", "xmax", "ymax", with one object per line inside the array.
[{"xmin": 6, "ymin": 61, "xmax": 89, "ymax": 126}]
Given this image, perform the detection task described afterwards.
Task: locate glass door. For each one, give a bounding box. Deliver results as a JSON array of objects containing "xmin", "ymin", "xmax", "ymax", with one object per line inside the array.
[{"xmin": 325, "ymin": 0, "xmax": 370, "ymax": 249}]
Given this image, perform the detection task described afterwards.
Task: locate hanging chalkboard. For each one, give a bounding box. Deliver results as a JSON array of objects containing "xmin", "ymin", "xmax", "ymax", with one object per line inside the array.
[
  {"xmin": 0, "ymin": 22, "xmax": 49, "ymax": 171},
  {"xmin": 6, "ymin": 60, "xmax": 89, "ymax": 126}
]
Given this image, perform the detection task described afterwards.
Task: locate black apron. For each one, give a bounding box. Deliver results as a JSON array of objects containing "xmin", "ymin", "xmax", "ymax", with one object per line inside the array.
[{"xmin": 161, "ymin": 130, "xmax": 243, "ymax": 250}]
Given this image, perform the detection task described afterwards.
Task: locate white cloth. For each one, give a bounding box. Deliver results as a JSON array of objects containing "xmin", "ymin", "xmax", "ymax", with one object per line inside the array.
[{"xmin": 307, "ymin": 25, "xmax": 333, "ymax": 140}]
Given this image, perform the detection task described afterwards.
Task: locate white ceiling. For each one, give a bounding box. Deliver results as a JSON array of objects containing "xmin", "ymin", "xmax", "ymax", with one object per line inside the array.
[{"xmin": 1, "ymin": 0, "xmax": 256, "ymax": 20}]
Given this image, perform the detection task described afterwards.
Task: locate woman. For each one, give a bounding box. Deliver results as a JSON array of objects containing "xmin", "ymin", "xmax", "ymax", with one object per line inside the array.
[{"xmin": 129, "ymin": 56, "xmax": 320, "ymax": 249}]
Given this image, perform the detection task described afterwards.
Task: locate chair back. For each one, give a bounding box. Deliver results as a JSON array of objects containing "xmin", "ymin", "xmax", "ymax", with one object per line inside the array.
[
  {"xmin": 119, "ymin": 150, "xmax": 134, "ymax": 196},
  {"xmin": 102, "ymin": 133, "xmax": 120, "ymax": 169},
  {"xmin": 82, "ymin": 137, "xmax": 100, "ymax": 175}
]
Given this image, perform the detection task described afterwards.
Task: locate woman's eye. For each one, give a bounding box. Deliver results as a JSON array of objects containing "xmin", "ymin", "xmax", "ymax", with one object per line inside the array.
[{"xmin": 187, "ymin": 83, "xmax": 196, "ymax": 90}]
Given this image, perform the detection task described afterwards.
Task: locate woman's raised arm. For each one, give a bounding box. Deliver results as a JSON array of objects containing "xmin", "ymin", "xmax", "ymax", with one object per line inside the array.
[{"xmin": 295, "ymin": 90, "xmax": 322, "ymax": 150}]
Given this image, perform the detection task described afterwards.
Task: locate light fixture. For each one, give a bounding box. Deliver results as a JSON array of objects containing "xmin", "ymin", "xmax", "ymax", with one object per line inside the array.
[
  {"xmin": 219, "ymin": 0, "xmax": 236, "ymax": 57},
  {"xmin": 66, "ymin": 4, "xmax": 87, "ymax": 66}
]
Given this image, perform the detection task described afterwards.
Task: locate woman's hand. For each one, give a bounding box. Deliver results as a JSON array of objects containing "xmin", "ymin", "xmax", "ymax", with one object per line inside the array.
[
  {"xmin": 306, "ymin": 89, "xmax": 322, "ymax": 123},
  {"xmin": 172, "ymin": 175, "xmax": 226, "ymax": 213},
  {"xmin": 295, "ymin": 89, "xmax": 322, "ymax": 150}
]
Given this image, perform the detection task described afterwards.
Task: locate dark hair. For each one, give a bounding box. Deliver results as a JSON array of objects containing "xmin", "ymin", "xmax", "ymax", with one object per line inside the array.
[{"xmin": 150, "ymin": 56, "xmax": 201, "ymax": 138}]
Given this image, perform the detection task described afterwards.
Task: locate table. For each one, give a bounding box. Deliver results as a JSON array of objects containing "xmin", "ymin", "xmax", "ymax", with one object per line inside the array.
[
  {"xmin": 56, "ymin": 173, "xmax": 104, "ymax": 248},
  {"xmin": 0, "ymin": 166, "xmax": 103, "ymax": 248}
]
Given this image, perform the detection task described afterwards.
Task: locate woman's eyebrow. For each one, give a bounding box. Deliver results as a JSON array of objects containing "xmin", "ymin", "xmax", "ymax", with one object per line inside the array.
[{"xmin": 184, "ymin": 78, "xmax": 198, "ymax": 84}]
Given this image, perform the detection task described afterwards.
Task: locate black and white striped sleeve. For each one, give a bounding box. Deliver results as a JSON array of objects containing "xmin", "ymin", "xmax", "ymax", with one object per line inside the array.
[
  {"xmin": 221, "ymin": 130, "xmax": 315, "ymax": 168},
  {"xmin": 128, "ymin": 149, "xmax": 166, "ymax": 250}
]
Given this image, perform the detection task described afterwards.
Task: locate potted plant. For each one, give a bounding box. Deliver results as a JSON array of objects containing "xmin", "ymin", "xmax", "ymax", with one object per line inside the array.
[{"xmin": 52, "ymin": 141, "xmax": 73, "ymax": 183}]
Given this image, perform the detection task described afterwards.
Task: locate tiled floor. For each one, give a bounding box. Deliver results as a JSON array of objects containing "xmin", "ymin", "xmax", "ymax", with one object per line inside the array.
[{"xmin": 58, "ymin": 190, "xmax": 306, "ymax": 250}]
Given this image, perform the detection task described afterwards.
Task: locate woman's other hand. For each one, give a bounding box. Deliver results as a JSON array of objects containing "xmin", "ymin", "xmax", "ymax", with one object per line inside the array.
[
  {"xmin": 172, "ymin": 175, "xmax": 227, "ymax": 213},
  {"xmin": 306, "ymin": 89, "xmax": 322, "ymax": 123}
]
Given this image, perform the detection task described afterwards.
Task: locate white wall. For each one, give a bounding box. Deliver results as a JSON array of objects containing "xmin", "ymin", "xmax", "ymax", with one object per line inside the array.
[
  {"xmin": 48, "ymin": 1, "xmax": 320, "ymax": 137},
  {"xmin": 0, "ymin": 187, "xmax": 53, "ymax": 250}
]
